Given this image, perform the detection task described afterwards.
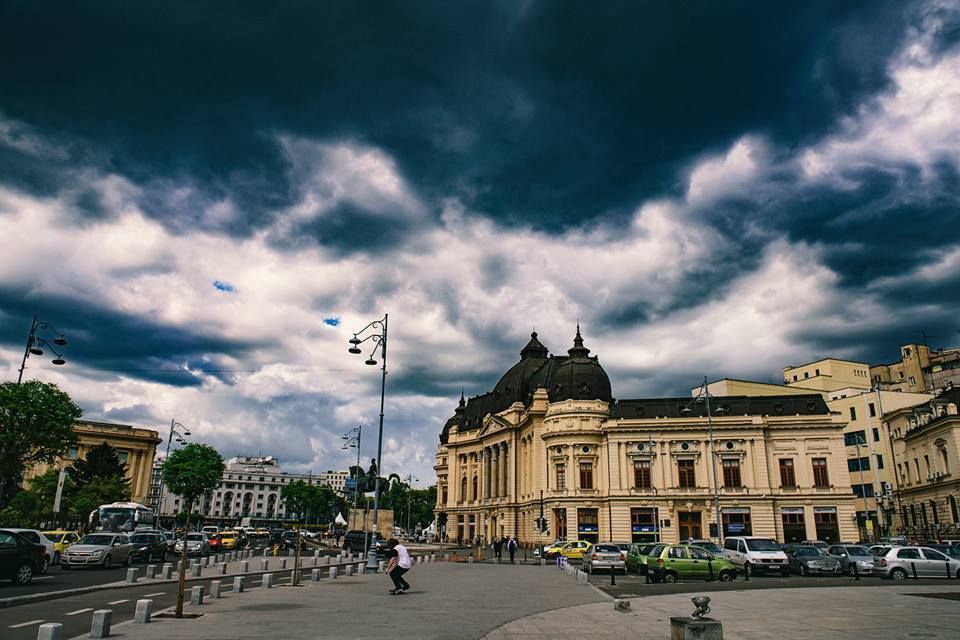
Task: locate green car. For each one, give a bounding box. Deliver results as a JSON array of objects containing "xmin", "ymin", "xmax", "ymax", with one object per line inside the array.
[
  {"xmin": 651, "ymin": 544, "xmax": 737, "ymax": 583},
  {"xmin": 626, "ymin": 543, "xmax": 665, "ymax": 575}
]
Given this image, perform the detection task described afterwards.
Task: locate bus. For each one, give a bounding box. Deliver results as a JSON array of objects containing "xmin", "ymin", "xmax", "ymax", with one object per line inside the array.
[{"xmin": 89, "ymin": 501, "xmax": 156, "ymax": 533}]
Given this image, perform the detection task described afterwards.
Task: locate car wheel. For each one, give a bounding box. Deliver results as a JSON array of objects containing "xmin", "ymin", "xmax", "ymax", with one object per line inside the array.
[
  {"xmin": 663, "ymin": 571, "xmax": 678, "ymax": 584},
  {"xmin": 890, "ymin": 568, "xmax": 907, "ymax": 582},
  {"xmin": 13, "ymin": 563, "xmax": 33, "ymax": 585},
  {"xmin": 719, "ymin": 570, "xmax": 734, "ymax": 582},
  {"xmin": 102, "ymin": 554, "xmax": 112, "ymax": 570}
]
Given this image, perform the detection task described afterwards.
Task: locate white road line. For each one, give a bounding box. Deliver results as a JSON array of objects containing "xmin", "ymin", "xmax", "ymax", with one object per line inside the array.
[
  {"xmin": 8, "ymin": 619, "xmax": 45, "ymax": 628},
  {"xmin": 107, "ymin": 599, "xmax": 129, "ymax": 605},
  {"xmin": 65, "ymin": 608, "xmax": 94, "ymax": 616},
  {"xmin": 144, "ymin": 592, "xmax": 166, "ymax": 597},
  {"xmin": 32, "ymin": 576, "xmax": 54, "ymax": 581}
]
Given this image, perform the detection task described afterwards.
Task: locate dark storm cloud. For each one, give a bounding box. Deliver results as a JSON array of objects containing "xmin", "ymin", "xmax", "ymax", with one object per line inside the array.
[{"xmin": 0, "ymin": 288, "xmax": 263, "ymax": 387}]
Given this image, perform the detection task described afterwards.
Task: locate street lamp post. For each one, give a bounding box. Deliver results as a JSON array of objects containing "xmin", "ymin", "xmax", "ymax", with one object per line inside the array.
[
  {"xmin": 155, "ymin": 420, "xmax": 190, "ymax": 517},
  {"xmin": 404, "ymin": 474, "xmax": 419, "ymax": 534},
  {"xmin": 347, "ymin": 313, "xmax": 388, "ymax": 574},
  {"xmin": 683, "ymin": 377, "xmax": 725, "ymax": 543},
  {"xmin": 17, "ymin": 314, "xmax": 68, "ymax": 383}
]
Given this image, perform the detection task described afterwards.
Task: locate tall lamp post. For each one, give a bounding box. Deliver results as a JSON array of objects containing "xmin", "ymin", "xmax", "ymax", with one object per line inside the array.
[
  {"xmin": 682, "ymin": 377, "xmax": 727, "ymax": 543},
  {"xmin": 155, "ymin": 420, "xmax": 190, "ymax": 517},
  {"xmin": 404, "ymin": 474, "xmax": 419, "ymax": 534},
  {"xmin": 347, "ymin": 313, "xmax": 388, "ymax": 573},
  {"xmin": 18, "ymin": 314, "xmax": 68, "ymax": 383},
  {"xmin": 342, "ymin": 425, "xmax": 363, "ymax": 508}
]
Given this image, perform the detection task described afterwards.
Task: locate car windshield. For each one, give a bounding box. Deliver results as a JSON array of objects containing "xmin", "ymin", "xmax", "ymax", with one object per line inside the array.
[
  {"xmin": 186, "ymin": 534, "xmax": 205, "ymax": 541},
  {"xmin": 745, "ymin": 539, "xmax": 781, "ymax": 551},
  {"xmin": 79, "ymin": 535, "xmax": 114, "ymax": 546},
  {"xmin": 42, "ymin": 532, "xmax": 63, "ymax": 541},
  {"xmin": 794, "ymin": 547, "xmax": 821, "ymax": 556},
  {"xmin": 695, "ymin": 542, "xmax": 721, "ymax": 553},
  {"xmin": 130, "ymin": 534, "xmax": 156, "ymax": 543},
  {"xmin": 845, "ymin": 546, "xmax": 869, "ymax": 556}
]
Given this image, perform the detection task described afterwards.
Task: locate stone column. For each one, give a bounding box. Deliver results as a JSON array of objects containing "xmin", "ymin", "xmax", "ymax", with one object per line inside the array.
[
  {"xmin": 492, "ymin": 448, "xmax": 500, "ymax": 498},
  {"xmin": 502, "ymin": 442, "xmax": 510, "ymax": 501}
]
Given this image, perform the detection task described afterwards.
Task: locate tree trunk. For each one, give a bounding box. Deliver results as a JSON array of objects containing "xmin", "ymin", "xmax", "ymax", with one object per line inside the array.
[
  {"xmin": 292, "ymin": 519, "xmax": 302, "ymax": 586},
  {"xmin": 175, "ymin": 501, "xmax": 191, "ymax": 618}
]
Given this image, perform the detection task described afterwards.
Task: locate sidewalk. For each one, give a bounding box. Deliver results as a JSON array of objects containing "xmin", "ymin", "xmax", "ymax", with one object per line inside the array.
[{"xmin": 80, "ymin": 562, "xmax": 605, "ymax": 640}]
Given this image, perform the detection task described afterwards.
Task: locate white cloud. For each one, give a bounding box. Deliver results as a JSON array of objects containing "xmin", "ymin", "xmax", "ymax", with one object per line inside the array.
[{"xmin": 686, "ymin": 137, "xmax": 764, "ymax": 207}]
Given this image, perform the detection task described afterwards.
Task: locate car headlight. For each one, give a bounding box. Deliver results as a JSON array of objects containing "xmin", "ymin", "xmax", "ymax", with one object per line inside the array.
[{"xmin": 92, "ymin": 550, "xmax": 104, "ymax": 556}]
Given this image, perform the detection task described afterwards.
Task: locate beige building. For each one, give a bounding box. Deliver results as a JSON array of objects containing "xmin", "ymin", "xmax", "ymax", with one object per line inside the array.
[
  {"xmin": 26, "ymin": 420, "xmax": 162, "ymax": 504},
  {"xmin": 783, "ymin": 358, "xmax": 872, "ymax": 393},
  {"xmin": 884, "ymin": 389, "xmax": 960, "ymax": 539},
  {"xmin": 872, "ymin": 343, "xmax": 960, "ymax": 394},
  {"xmin": 435, "ymin": 330, "xmax": 859, "ymax": 546}
]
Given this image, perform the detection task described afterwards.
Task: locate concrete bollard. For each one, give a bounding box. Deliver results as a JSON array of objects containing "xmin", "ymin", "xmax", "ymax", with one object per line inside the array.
[
  {"xmin": 134, "ymin": 599, "xmax": 153, "ymax": 623},
  {"xmin": 241, "ymin": 560, "xmax": 249, "ymax": 572},
  {"xmin": 261, "ymin": 559, "xmax": 269, "ymax": 571},
  {"xmin": 191, "ymin": 564, "xmax": 202, "ymax": 577},
  {"xmin": 468, "ymin": 556, "xmax": 474, "ymax": 564},
  {"xmin": 311, "ymin": 556, "xmax": 318, "ymax": 567},
  {"xmin": 444, "ymin": 553, "xmax": 450, "ymax": 561},
  {"xmin": 418, "ymin": 556, "xmax": 424, "ymax": 565},
  {"xmin": 210, "ymin": 580, "xmax": 222, "ymax": 598},
  {"xmin": 344, "ymin": 564, "xmax": 353, "ymax": 576},
  {"xmin": 263, "ymin": 547, "xmax": 270, "ymax": 557},
  {"xmin": 190, "ymin": 585, "xmax": 205, "ymax": 605},
  {"xmin": 614, "ymin": 599, "xmax": 631, "ymax": 612},
  {"xmin": 288, "ymin": 548, "xmax": 294, "ymax": 557},
  {"xmin": 357, "ymin": 562, "xmax": 364, "ymax": 574},
  {"xmin": 125, "ymin": 568, "xmax": 139, "ymax": 583},
  {"xmin": 262, "ymin": 573, "xmax": 274, "ymax": 588},
  {"xmin": 219, "ymin": 562, "xmax": 228, "ymax": 575},
  {"xmin": 323, "ymin": 556, "xmax": 331, "ymax": 565},
  {"xmin": 329, "ymin": 566, "xmax": 338, "ymax": 579},
  {"xmin": 311, "ymin": 568, "xmax": 321, "ymax": 581},
  {"xmin": 280, "ymin": 558, "xmax": 287, "ymax": 569},
  {"xmin": 233, "ymin": 576, "xmax": 245, "ymax": 593},
  {"xmin": 36, "ymin": 623, "xmax": 62, "ymax": 640},
  {"xmin": 379, "ymin": 560, "xmax": 385, "ymax": 572},
  {"xmin": 90, "ymin": 609, "xmax": 112, "ymax": 639},
  {"xmin": 161, "ymin": 563, "xmax": 173, "ymax": 579},
  {"xmin": 145, "ymin": 564, "xmax": 157, "ymax": 579},
  {"xmin": 177, "ymin": 560, "xmax": 183, "ymax": 572},
  {"xmin": 314, "ymin": 550, "xmax": 320, "ymax": 558}
]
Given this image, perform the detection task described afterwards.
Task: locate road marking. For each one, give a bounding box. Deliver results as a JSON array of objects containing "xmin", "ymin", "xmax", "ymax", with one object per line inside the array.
[
  {"xmin": 33, "ymin": 576, "xmax": 54, "ymax": 581},
  {"xmin": 9, "ymin": 620, "xmax": 45, "ymax": 628},
  {"xmin": 65, "ymin": 608, "xmax": 94, "ymax": 616},
  {"xmin": 144, "ymin": 592, "xmax": 166, "ymax": 597},
  {"xmin": 107, "ymin": 599, "xmax": 129, "ymax": 605}
]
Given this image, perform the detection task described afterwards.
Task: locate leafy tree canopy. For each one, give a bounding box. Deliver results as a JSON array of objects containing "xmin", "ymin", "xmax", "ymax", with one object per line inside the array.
[
  {"xmin": 0, "ymin": 380, "xmax": 82, "ymax": 508},
  {"xmin": 69, "ymin": 442, "xmax": 128, "ymax": 487},
  {"xmin": 161, "ymin": 443, "xmax": 224, "ymax": 508}
]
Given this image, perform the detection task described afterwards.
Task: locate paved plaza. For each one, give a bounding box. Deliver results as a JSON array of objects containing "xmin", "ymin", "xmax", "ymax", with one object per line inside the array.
[{"xmin": 48, "ymin": 561, "xmax": 960, "ymax": 640}]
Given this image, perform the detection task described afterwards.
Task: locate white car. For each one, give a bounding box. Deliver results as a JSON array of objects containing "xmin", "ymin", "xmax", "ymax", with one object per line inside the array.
[
  {"xmin": 722, "ymin": 536, "xmax": 790, "ymax": 576},
  {"xmin": 6, "ymin": 529, "xmax": 55, "ymax": 574}
]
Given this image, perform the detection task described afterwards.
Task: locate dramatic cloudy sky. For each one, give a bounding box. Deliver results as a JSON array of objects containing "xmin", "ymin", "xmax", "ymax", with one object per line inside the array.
[{"xmin": 1, "ymin": 1, "xmax": 959, "ymax": 484}]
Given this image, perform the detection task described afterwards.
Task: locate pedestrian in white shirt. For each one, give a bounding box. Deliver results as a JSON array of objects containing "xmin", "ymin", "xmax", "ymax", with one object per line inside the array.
[{"xmin": 385, "ymin": 537, "xmax": 412, "ymax": 594}]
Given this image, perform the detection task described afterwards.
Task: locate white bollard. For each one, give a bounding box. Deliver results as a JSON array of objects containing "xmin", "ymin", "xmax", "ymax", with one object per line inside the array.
[
  {"xmin": 145, "ymin": 564, "xmax": 157, "ymax": 579},
  {"xmin": 241, "ymin": 560, "xmax": 249, "ymax": 572},
  {"xmin": 344, "ymin": 564, "xmax": 353, "ymax": 576},
  {"xmin": 322, "ymin": 556, "xmax": 331, "ymax": 565},
  {"xmin": 191, "ymin": 563, "xmax": 202, "ymax": 577},
  {"xmin": 161, "ymin": 563, "xmax": 173, "ymax": 579},
  {"xmin": 134, "ymin": 599, "xmax": 153, "ymax": 623},
  {"xmin": 311, "ymin": 568, "xmax": 321, "ymax": 581},
  {"xmin": 219, "ymin": 562, "xmax": 227, "ymax": 575},
  {"xmin": 280, "ymin": 558, "xmax": 287, "ymax": 569},
  {"xmin": 262, "ymin": 573, "xmax": 274, "ymax": 588},
  {"xmin": 379, "ymin": 560, "xmax": 385, "ymax": 572},
  {"xmin": 233, "ymin": 576, "xmax": 245, "ymax": 592},
  {"xmin": 90, "ymin": 610, "xmax": 112, "ymax": 639},
  {"xmin": 329, "ymin": 566, "xmax": 338, "ymax": 579},
  {"xmin": 125, "ymin": 568, "xmax": 138, "ymax": 583},
  {"xmin": 260, "ymin": 559, "xmax": 269, "ymax": 570},
  {"xmin": 36, "ymin": 623, "xmax": 62, "ymax": 640},
  {"xmin": 210, "ymin": 580, "xmax": 222, "ymax": 598},
  {"xmin": 190, "ymin": 585, "xmax": 204, "ymax": 605}
]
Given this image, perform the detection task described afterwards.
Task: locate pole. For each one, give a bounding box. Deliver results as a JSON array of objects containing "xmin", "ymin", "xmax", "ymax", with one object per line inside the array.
[
  {"xmin": 355, "ymin": 425, "xmax": 362, "ymax": 508},
  {"xmin": 856, "ymin": 435, "xmax": 868, "ymax": 540},
  {"xmin": 155, "ymin": 420, "xmax": 176, "ymax": 517},
  {"xmin": 606, "ymin": 435, "xmax": 613, "ymax": 540},
  {"xmin": 704, "ymin": 378, "xmax": 722, "ymax": 543},
  {"xmin": 539, "ymin": 489, "xmax": 545, "ymax": 559},
  {"xmin": 17, "ymin": 315, "xmax": 39, "ymax": 384},
  {"xmin": 175, "ymin": 499, "xmax": 191, "ymax": 617},
  {"xmin": 650, "ymin": 433, "xmax": 659, "ymax": 543},
  {"xmin": 366, "ymin": 314, "xmax": 388, "ymax": 573}
]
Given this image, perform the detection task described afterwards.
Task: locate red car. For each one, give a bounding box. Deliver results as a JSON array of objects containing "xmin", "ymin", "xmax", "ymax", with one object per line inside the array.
[{"xmin": 208, "ymin": 533, "xmax": 222, "ymax": 552}]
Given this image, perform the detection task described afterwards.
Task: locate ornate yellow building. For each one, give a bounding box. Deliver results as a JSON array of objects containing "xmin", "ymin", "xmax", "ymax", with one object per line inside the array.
[{"xmin": 435, "ymin": 329, "xmax": 859, "ymax": 546}]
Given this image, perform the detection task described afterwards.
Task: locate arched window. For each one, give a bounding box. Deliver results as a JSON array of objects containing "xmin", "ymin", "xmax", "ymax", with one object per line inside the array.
[
  {"xmin": 950, "ymin": 496, "xmax": 959, "ymax": 524},
  {"xmin": 471, "ymin": 475, "xmax": 478, "ymax": 501},
  {"xmin": 931, "ymin": 500, "xmax": 940, "ymax": 524},
  {"xmin": 460, "ymin": 476, "xmax": 467, "ymax": 502}
]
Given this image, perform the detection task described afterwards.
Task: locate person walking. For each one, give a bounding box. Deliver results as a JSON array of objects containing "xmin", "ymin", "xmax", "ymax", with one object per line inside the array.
[
  {"xmin": 493, "ymin": 537, "xmax": 503, "ymax": 563},
  {"xmin": 385, "ymin": 537, "xmax": 412, "ymax": 594},
  {"xmin": 507, "ymin": 536, "xmax": 518, "ymax": 564}
]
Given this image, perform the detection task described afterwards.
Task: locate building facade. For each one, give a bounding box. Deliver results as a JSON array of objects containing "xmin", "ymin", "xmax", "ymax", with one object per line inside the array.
[
  {"xmin": 435, "ymin": 330, "xmax": 859, "ymax": 546},
  {"xmin": 872, "ymin": 343, "xmax": 960, "ymax": 394},
  {"xmin": 25, "ymin": 420, "xmax": 162, "ymax": 504},
  {"xmin": 884, "ymin": 389, "xmax": 960, "ymax": 539}
]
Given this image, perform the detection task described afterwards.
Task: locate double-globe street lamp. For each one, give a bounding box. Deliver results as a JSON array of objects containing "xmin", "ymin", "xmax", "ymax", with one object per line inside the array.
[
  {"xmin": 681, "ymin": 377, "xmax": 729, "ymax": 543},
  {"xmin": 154, "ymin": 420, "xmax": 191, "ymax": 517},
  {"xmin": 17, "ymin": 314, "xmax": 68, "ymax": 383},
  {"xmin": 347, "ymin": 313, "xmax": 388, "ymax": 574}
]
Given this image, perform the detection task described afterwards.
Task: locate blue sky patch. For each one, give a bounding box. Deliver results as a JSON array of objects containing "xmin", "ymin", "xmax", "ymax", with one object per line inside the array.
[
  {"xmin": 213, "ymin": 280, "xmax": 236, "ymax": 293},
  {"xmin": 323, "ymin": 317, "xmax": 340, "ymax": 327}
]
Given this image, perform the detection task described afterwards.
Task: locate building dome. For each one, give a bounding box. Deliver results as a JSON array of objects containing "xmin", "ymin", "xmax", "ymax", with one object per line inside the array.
[
  {"xmin": 491, "ymin": 332, "xmax": 551, "ymax": 407},
  {"xmin": 547, "ymin": 325, "xmax": 612, "ymax": 403}
]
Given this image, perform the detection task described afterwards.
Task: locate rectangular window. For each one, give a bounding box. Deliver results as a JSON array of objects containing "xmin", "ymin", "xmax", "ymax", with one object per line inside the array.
[
  {"xmin": 633, "ymin": 460, "xmax": 651, "ymax": 489},
  {"xmin": 722, "ymin": 459, "xmax": 742, "ymax": 488},
  {"xmin": 872, "ymin": 427, "xmax": 880, "ymax": 442},
  {"xmin": 852, "ymin": 483, "xmax": 875, "ymax": 498},
  {"xmin": 848, "ymin": 457, "xmax": 870, "ymax": 472},
  {"xmin": 66, "ymin": 447, "xmax": 78, "ymax": 460},
  {"xmin": 909, "ymin": 376, "xmax": 917, "ymax": 385},
  {"xmin": 577, "ymin": 508, "xmax": 599, "ymax": 542},
  {"xmin": 869, "ymin": 403, "xmax": 877, "ymax": 417},
  {"xmin": 812, "ymin": 458, "xmax": 830, "ymax": 488},
  {"xmin": 677, "ymin": 459, "xmax": 696, "ymax": 488},
  {"xmin": 849, "ymin": 407, "xmax": 857, "ymax": 420},
  {"xmin": 556, "ymin": 463, "xmax": 566, "ymax": 491},
  {"xmin": 722, "ymin": 509, "xmax": 752, "ymax": 536},
  {"xmin": 553, "ymin": 508, "xmax": 567, "ymax": 540},
  {"xmin": 876, "ymin": 454, "xmax": 884, "ymax": 470},
  {"xmin": 844, "ymin": 430, "xmax": 866, "ymax": 446},
  {"xmin": 579, "ymin": 462, "xmax": 593, "ymax": 490},
  {"xmin": 779, "ymin": 459, "xmax": 796, "ymax": 488}
]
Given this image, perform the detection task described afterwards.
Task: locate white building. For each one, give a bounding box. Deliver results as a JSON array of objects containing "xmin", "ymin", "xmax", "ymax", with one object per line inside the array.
[{"xmin": 156, "ymin": 455, "xmax": 349, "ymax": 521}]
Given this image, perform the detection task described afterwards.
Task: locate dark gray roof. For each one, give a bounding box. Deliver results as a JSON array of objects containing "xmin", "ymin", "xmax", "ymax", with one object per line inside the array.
[{"xmin": 611, "ymin": 394, "xmax": 831, "ymax": 419}]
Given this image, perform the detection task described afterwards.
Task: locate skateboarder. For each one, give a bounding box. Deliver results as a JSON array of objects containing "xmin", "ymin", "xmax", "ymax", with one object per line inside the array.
[{"xmin": 385, "ymin": 537, "xmax": 412, "ymax": 594}]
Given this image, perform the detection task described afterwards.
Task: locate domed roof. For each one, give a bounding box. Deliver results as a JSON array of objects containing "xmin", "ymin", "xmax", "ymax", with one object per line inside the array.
[
  {"xmin": 491, "ymin": 332, "xmax": 551, "ymax": 407},
  {"xmin": 547, "ymin": 325, "xmax": 612, "ymax": 403}
]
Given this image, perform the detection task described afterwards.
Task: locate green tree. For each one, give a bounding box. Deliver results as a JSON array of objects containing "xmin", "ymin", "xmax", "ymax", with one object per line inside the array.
[
  {"xmin": 161, "ymin": 443, "xmax": 224, "ymax": 617},
  {"xmin": 75, "ymin": 475, "xmax": 131, "ymax": 508},
  {"xmin": 69, "ymin": 442, "xmax": 128, "ymax": 487},
  {"xmin": 0, "ymin": 380, "xmax": 82, "ymax": 508}
]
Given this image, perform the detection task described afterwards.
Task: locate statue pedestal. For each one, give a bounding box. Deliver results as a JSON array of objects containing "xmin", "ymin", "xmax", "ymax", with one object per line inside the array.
[{"xmin": 670, "ymin": 617, "xmax": 723, "ymax": 640}]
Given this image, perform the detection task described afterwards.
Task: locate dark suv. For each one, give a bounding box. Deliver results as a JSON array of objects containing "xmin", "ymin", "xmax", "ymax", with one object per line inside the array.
[
  {"xmin": 341, "ymin": 530, "xmax": 385, "ymax": 556},
  {"xmin": 129, "ymin": 532, "xmax": 168, "ymax": 563}
]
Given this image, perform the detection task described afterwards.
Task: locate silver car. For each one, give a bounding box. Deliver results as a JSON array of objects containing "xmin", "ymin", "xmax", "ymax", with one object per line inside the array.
[
  {"xmin": 582, "ymin": 543, "xmax": 626, "ymax": 574},
  {"xmin": 827, "ymin": 544, "xmax": 874, "ymax": 576},
  {"xmin": 61, "ymin": 533, "xmax": 133, "ymax": 569},
  {"xmin": 174, "ymin": 532, "xmax": 210, "ymax": 556},
  {"xmin": 875, "ymin": 546, "xmax": 960, "ymax": 580}
]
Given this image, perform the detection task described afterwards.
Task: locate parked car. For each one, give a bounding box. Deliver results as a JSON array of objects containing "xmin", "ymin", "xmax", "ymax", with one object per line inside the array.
[
  {"xmin": 625, "ymin": 543, "xmax": 661, "ymax": 575},
  {"xmin": 62, "ymin": 533, "xmax": 133, "ymax": 569},
  {"xmin": 723, "ymin": 536, "xmax": 790, "ymax": 576},
  {"xmin": 924, "ymin": 544, "xmax": 960, "ymax": 560},
  {"xmin": 129, "ymin": 532, "xmax": 168, "ymax": 563},
  {"xmin": 282, "ymin": 530, "xmax": 306, "ymax": 549},
  {"xmin": 538, "ymin": 540, "xmax": 568, "ymax": 559},
  {"xmin": 582, "ymin": 543, "xmax": 627, "ymax": 574},
  {"xmin": 800, "ymin": 540, "xmax": 830, "ymax": 550},
  {"xmin": 201, "ymin": 526, "xmax": 220, "ymax": 536},
  {"xmin": 6, "ymin": 529, "xmax": 55, "ymax": 574},
  {"xmin": 875, "ymin": 546, "xmax": 960, "ymax": 580},
  {"xmin": 556, "ymin": 540, "xmax": 591, "ymax": 560},
  {"xmin": 684, "ymin": 539, "xmax": 724, "ymax": 556},
  {"xmin": 41, "ymin": 530, "xmax": 81, "ymax": 565},
  {"xmin": 341, "ymin": 530, "xmax": 386, "ymax": 556},
  {"xmin": 162, "ymin": 531, "xmax": 176, "ymax": 553},
  {"xmin": 174, "ymin": 533, "xmax": 210, "ymax": 557},
  {"xmin": 785, "ymin": 545, "xmax": 842, "ymax": 576},
  {"xmin": 0, "ymin": 529, "xmax": 46, "ymax": 584},
  {"xmin": 650, "ymin": 544, "xmax": 737, "ymax": 583},
  {"xmin": 827, "ymin": 544, "xmax": 875, "ymax": 575}
]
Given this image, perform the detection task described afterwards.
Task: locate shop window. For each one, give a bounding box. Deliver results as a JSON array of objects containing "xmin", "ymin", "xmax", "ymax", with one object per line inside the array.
[{"xmin": 722, "ymin": 509, "xmax": 752, "ymax": 536}]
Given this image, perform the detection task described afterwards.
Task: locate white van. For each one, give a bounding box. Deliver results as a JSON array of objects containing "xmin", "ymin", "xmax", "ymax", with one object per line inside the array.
[
  {"xmin": 201, "ymin": 526, "xmax": 220, "ymax": 536},
  {"xmin": 723, "ymin": 536, "xmax": 790, "ymax": 576}
]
